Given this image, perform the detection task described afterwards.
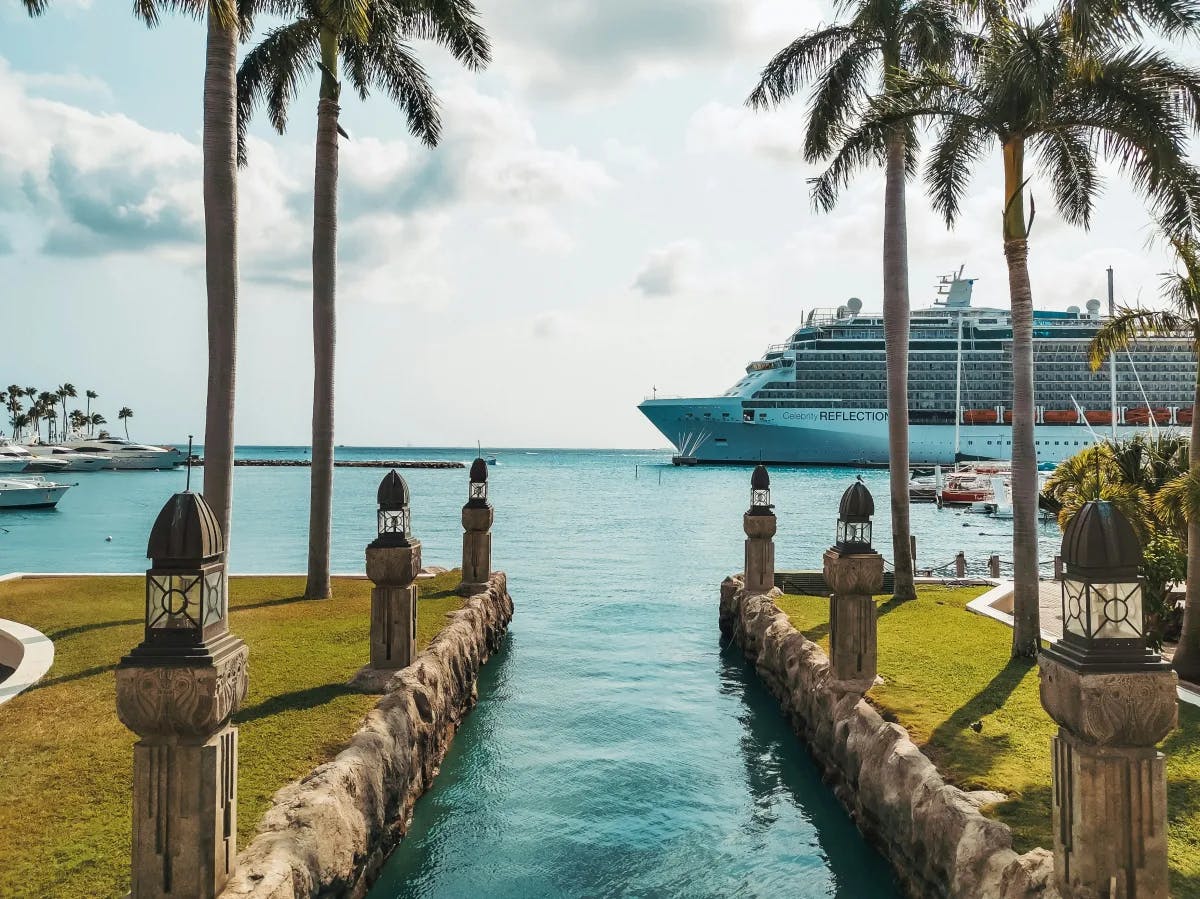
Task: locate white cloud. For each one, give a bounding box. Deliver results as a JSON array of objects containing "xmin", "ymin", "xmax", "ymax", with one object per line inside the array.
[
  {"xmin": 685, "ymin": 101, "xmax": 810, "ymax": 164},
  {"xmin": 633, "ymin": 239, "xmax": 703, "ymax": 297}
]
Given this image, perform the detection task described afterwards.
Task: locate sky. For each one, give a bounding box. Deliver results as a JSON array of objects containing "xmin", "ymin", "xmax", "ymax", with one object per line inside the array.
[{"xmin": 0, "ymin": 0, "xmax": 1193, "ymax": 448}]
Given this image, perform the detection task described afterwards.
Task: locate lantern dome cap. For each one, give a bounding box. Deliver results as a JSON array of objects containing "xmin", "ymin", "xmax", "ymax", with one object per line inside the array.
[
  {"xmin": 751, "ymin": 464, "xmax": 770, "ymax": 490},
  {"xmin": 1062, "ymin": 500, "xmax": 1141, "ymax": 577},
  {"xmin": 839, "ymin": 476, "xmax": 874, "ymax": 519},
  {"xmin": 147, "ymin": 491, "xmax": 224, "ymax": 562},
  {"xmin": 470, "ymin": 457, "xmax": 489, "ymax": 483},
  {"xmin": 377, "ymin": 470, "xmax": 410, "ymax": 508}
]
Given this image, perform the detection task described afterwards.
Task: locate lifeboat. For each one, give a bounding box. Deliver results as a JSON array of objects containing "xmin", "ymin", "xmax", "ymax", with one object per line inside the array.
[
  {"xmin": 1042, "ymin": 410, "xmax": 1079, "ymax": 424},
  {"xmin": 962, "ymin": 409, "xmax": 996, "ymax": 424},
  {"xmin": 1084, "ymin": 410, "xmax": 1112, "ymax": 425},
  {"xmin": 1125, "ymin": 408, "xmax": 1171, "ymax": 425},
  {"xmin": 1179, "ymin": 409, "xmax": 1194, "ymax": 426},
  {"xmin": 1002, "ymin": 410, "xmax": 1013, "ymax": 424}
]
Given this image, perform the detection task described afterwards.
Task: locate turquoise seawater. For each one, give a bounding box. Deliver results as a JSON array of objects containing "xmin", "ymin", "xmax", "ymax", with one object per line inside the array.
[{"xmin": 0, "ymin": 448, "xmax": 1063, "ymax": 897}]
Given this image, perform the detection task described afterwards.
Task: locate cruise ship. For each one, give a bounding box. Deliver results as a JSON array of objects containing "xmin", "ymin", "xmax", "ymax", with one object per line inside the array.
[{"xmin": 638, "ymin": 270, "xmax": 1197, "ymax": 466}]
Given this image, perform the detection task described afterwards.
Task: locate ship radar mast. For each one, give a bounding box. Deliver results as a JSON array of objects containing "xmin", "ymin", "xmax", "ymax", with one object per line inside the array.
[{"xmin": 934, "ymin": 265, "xmax": 976, "ymax": 308}]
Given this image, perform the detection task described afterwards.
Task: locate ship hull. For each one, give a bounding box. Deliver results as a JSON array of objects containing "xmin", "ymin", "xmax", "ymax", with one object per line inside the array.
[{"xmin": 639, "ymin": 399, "xmax": 1168, "ymax": 466}]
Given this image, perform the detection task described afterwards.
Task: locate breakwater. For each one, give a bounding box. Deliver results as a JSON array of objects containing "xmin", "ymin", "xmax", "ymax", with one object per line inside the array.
[
  {"xmin": 198, "ymin": 459, "xmax": 464, "ymax": 469},
  {"xmin": 220, "ymin": 573, "xmax": 513, "ymax": 899},
  {"xmin": 719, "ymin": 577, "xmax": 1058, "ymax": 899}
]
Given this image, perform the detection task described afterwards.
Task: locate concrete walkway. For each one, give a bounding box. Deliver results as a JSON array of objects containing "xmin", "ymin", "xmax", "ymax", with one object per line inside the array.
[{"xmin": 966, "ymin": 579, "xmax": 1200, "ymax": 708}]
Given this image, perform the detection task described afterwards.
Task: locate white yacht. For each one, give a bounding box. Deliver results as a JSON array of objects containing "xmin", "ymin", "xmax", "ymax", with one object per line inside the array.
[
  {"xmin": 23, "ymin": 442, "xmax": 114, "ymax": 471},
  {"xmin": 0, "ymin": 475, "xmax": 72, "ymax": 509},
  {"xmin": 64, "ymin": 437, "xmax": 185, "ymax": 470},
  {"xmin": 0, "ymin": 438, "xmax": 70, "ymax": 474}
]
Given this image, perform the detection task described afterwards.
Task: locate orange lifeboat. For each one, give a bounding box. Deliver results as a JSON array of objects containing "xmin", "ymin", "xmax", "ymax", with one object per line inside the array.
[
  {"xmin": 1084, "ymin": 410, "xmax": 1112, "ymax": 425},
  {"xmin": 1042, "ymin": 410, "xmax": 1078, "ymax": 424},
  {"xmin": 1002, "ymin": 410, "xmax": 1013, "ymax": 424},
  {"xmin": 962, "ymin": 409, "xmax": 996, "ymax": 424},
  {"xmin": 1125, "ymin": 408, "xmax": 1171, "ymax": 425},
  {"xmin": 1179, "ymin": 408, "xmax": 1194, "ymax": 426}
]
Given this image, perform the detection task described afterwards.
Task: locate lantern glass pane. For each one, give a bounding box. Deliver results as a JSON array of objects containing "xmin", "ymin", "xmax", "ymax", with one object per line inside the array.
[
  {"xmin": 1063, "ymin": 578, "xmax": 1088, "ymax": 638},
  {"xmin": 751, "ymin": 488, "xmax": 770, "ymax": 507},
  {"xmin": 470, "ymin": 482, "xmax": 487, "ymax": 501},
  {"xmin": 1094, "ymin": 581, "xmax": 1143, "ymax": 639},
  {"xmin": 202, "ymin": 569, "xmax": 227, "ymax": 628},
  {"xmin": 379, "ymin": 509, "xmax": 408, "ymax": 536},
  {"xmin": 147, "ymin": 573, "xmax": 201, "ymax": 630},
  {"xmin": 836, "ymin": 520, "xmax": 847, "ymax": 544}
]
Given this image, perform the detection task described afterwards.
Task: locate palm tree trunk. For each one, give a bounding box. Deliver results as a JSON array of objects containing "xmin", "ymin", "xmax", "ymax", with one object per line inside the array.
[
  {"xmin": 1171, "ymin": 367, "xmax": 1200, "ymax": 682},
  {"xmin": 1003, "ymin": 138, "xmax": 1041, "ymax": 657},
  {"xmin": 883, "ymin": 130, "xmax": 915, "ymax": 600},
  {"xmin": 201, "ymin": 12, "xmax": 240, "ymax": 545},
  {"xmin": 305, "ymin": 33, "xmax": 339, "ymax": 601}
]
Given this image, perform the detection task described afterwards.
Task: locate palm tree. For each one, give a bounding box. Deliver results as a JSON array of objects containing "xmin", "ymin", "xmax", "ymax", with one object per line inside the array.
[
  {"xmin": 118, "ymin": 407, "xmax": 134, "ymax": 441},
  {"xmin": 746, "ymin": 0, "xmax": 966, "ymax": 602},
  {"xmin": 238, "ymin": 0, "xmax": 490, "ymax": 599},
  {"xmin": 27, "ymin": 0, "xmax": 254, "ymax": 544},
  {"xmin": 85, "ymin": 389, "xmax": 98, "ymax": 434},
  {"xmin": 90, "ymin": 413, "xmax": 107, "ymax": 435},
  {"xmin": 1091, "ymin": 236, "xmax": 1200, "ymax": 681},
  {"xmin": 849, "ymin": 16, "xmax": 1200, "ymax": 656},
  {"xmin": 55, "ymin": 383, "xmax": 76, "ymax": 438},
  {"xmin": 37, "ymin": 392, "xmax": 57, "ymax": 442}
]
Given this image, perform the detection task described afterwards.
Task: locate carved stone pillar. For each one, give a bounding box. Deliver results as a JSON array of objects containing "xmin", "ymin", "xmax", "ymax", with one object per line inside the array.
[
  {"xmin": 1040, "ymin": 656, "xmax": 1177, "ymax": 898},
  {"xmin": 459, "ymin": 504, "xmax": 493, "ymax": 597},
  {"xmin": 823, "ymin": 548, "xmax": 883, "ymax": 695},
  {"xmin": 366, "ymin": 541, "xmax": 422, "ymax": 670},
  {"xmin": 743, "ymin": 511, "xmax": 776, "ymax": 595},
  {"xmin": 115, "ymin": 636, "xmax": 249, "ymax": 898}
]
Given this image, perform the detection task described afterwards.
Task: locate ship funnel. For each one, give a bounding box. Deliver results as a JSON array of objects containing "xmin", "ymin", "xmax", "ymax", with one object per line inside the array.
[{"xmin": 846, "ymin": 297, "xmax": 862, "ymax": 316}]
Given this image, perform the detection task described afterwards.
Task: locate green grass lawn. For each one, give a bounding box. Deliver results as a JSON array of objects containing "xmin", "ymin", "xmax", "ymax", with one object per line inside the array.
[
  {"xmin": 775, "ymin": 586, "xmax": 1200, "ymax": 897},
  {"xmin": 0, "ymin": 572, "xmax": 464, "ymax": 899}
]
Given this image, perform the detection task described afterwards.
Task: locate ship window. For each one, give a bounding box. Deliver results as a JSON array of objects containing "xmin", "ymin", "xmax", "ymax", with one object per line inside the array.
[
  {"xmin": 722, "ymin": 413, "xmax": 730, "ymax": 419},
  {"xmin": 759, "ymin": 413, "xmax": 767, "ymax": 419},
  {"xmin": 715, "ymin": 438, "xmax": 728, "ymax": 444}
]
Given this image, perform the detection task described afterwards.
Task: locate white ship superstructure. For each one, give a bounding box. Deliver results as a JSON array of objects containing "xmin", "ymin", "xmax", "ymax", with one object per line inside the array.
[{"xmin": 639, "ymin": 270, "xmax": 1197, "ymax": 465}]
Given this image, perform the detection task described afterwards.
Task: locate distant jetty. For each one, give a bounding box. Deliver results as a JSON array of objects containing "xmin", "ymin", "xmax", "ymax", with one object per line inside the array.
[{"xmin": 195, "ymin": 458, "xmax": 464, "ymax": 469}]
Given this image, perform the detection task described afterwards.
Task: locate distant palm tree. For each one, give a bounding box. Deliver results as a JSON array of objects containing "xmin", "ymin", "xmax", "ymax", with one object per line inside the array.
[
  {"xmin": 851, "ymin": 16, "xmax": 1200, "ymax": 657},
  {"xmin": 11, "ymin": 413, "xmax": 29, "ymax": 439},
  {"xmin": 118, "ymin": 407, "xmax": 134, "ymax": 441},
  {"xmin": 746, "ymin": 0, "xmax": 966, "ymax": 601},
  {"xmin": 90, "ymin": 413, "xmax": 107, "ymax": 434},
  {"xmin": 1091, "ymin": 237, "xmax": 1200, "ymax": 681},
  {"xmin": 56, "ymin": 383, "xmax": 76, "ymax": 438},
  {"xmin": 239, "ymin": 0, "xmax": 491, "ymax": 599},
  {"xmin": 85, "ymin": 389, "xmax": 98, "ymax": 433},
  {"xmin": 37, "ymin": 392, "xmax": 56, "ymax": 442}
]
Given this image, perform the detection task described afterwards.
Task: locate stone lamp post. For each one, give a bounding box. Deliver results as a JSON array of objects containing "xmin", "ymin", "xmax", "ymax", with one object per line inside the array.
[
  {"xmin": 458, "ymin": 457, "xmax": 493, "ymax": 596},
  {"xmin": 743, "ymin": 464, "xmax": 776, "ymax": 595},
  {"xmin": 115, "ymin": 491, "xmax": 249, "ymax": 899},
  {"xmin": 366, "ymin": 470, "xmax": 422, "ymax": 671},
  {"xmin": 823, "ymin": 477, "xmax": 883, "ymax": 695},
  {"xmin": 1039, "ymin": 500, "xmax": 1177, "ymax": 899}
]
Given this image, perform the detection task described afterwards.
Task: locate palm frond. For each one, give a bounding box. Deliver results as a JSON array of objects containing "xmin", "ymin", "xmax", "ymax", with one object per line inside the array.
[
  {"xmin": 1029, "ymin": 126, "xmax": 1098, "ymax": 227},
  {"xmin": 808, "ymin": 118, "xmax": 889, "ymax": 212},
  {"xmin": 236, "ymin": 17, "xmax": 320, "ymax": 164},
  {"xmin": 747, "ymin": 25, "xmax": 861, "ymax": 110},
  {"xmin": 352, "ymin": 35, "xmax": 441, "ymax": 146},
  {"xmin": 925, "ymin": 114, "xmax": 991, "ymax": 226},
  {"xmin": 1155, "ymin": 468, "xmax": 1200, "ymax": 529},
  {"xmin": 22, "ymin": 0, "xmax": 50, "ymax": 14},
  {"xmin": 382, "ymin": 0, "xmax": 491, "ymax": 69},
  {"xmin": 1088, "ymin": 307, "xmax": 1186, "ymax": 369},
  {"xmin": 802, "ymin": 42, "xmax": 876, "ymax": 162}
]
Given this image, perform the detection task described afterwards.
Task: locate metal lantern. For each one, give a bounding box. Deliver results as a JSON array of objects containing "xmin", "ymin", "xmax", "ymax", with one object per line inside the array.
[
  {"xmin": 467, "ymin": 457, "xmax": 489, "ymax": 506},
  {"xmin": 748, "ymin": 464, "xmax": 772, "ymax": 515},
  {"xmin": 375, "ymin": 469, "xmax": 412, "ymax": 547},
  {"xmin": 1047, "ymin": 500, "xmax": 1160, "ymax": 671},
  {"xmin": 143, "ymin": 491, "xmax": 227, "ymax": 649},
  {"xmin": 836, "ymin": 477, "xmax": 874, "ymax": 553}
]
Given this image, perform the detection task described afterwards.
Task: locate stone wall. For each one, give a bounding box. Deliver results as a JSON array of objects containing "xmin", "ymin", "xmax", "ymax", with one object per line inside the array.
[
  {"xmin": 220, "ymin": 573, "xmax": 514, "ymax": 899},
  {"xmin": 719, "ymin": 577, "xmax": 1059, "ymax": 899}
]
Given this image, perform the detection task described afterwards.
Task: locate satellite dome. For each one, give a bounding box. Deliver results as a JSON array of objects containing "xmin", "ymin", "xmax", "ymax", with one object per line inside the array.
[
  {"xmin": 846, "ymin": 297, "xmax": 863, "ymax": 314},
  {"xmin": 1086, "ymin": 298, "xmax": 1102, "ymax": 316},
  {"xmin": 836, "ymin": 305, "xmax": 848, "ymax": 319},
  {"xmin": 1067, "ymin": 305, "xmax": 1080, "ymax": 315}
]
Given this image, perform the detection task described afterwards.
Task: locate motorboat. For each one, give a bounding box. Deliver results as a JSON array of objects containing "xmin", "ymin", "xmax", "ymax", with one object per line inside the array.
[
  {"xmin": 0, "ymin": 476, "xmax": 72, "ymax": 509},
  {"xmin": 22, "ymin": 442, "xmax": 113, "ymax": 471},
  {"xmin": 63, "ymin": 437, "xmax": 184, "ymax": 470},
  {"xmin": 0, "ymin": 438, "xmax": 70, "ymax": 474}
]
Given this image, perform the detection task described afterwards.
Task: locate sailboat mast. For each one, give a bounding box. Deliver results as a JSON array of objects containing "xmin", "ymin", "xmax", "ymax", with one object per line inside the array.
[
  {"xmin": 1107, "ymin": 266, "xmax": 1117, "ymax": 442},
  {"xmin": 954, "ymin": 310, "xmax": 963, "ymax": 459}
]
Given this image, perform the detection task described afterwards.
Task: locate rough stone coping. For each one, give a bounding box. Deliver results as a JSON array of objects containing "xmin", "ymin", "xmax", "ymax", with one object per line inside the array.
[{"xmin": 0, "ymin": 617, "xmax": 54, "ymax": 706}]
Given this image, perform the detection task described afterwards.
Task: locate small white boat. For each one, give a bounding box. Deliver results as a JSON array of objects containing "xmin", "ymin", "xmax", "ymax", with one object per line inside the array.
[
  {"xmin": 0, "ymin": 438, "xmax": 33, "ymax": 474},
  {"xmin": 0, "ymin": 476, "xmax": 72, "ymax": 509}
]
